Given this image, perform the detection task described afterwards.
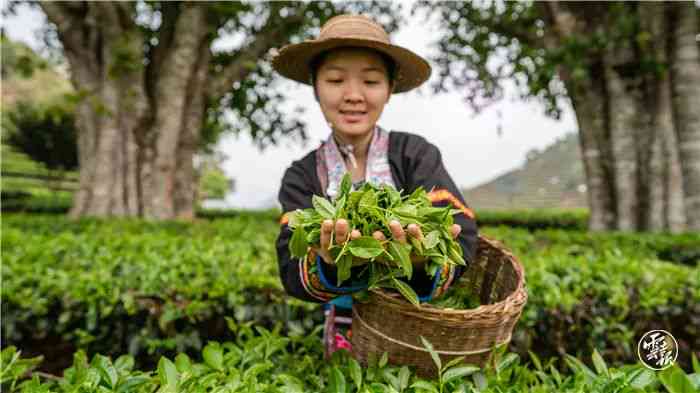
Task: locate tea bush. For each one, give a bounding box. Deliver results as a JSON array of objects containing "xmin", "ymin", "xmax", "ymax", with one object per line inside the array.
[{"xmin": 2, "ymin": 213, "xmax": 698, "ymax": 374}]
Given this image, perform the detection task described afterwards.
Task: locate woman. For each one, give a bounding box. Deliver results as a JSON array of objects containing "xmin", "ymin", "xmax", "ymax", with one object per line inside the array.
[{"xmin": 272, "ymin": 14, "xmax": 478, "ymax": 354}]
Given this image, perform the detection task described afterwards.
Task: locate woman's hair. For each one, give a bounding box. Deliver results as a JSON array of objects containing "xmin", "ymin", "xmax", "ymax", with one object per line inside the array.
[{"xmin": 309, "ymin": 47, "xmax": 397, "ymax": 101}]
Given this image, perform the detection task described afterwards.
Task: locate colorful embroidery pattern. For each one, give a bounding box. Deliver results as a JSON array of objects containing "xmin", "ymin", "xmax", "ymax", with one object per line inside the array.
[
  {"xmin": 298, "ymin": 249, "xmax": 337, "ymax": 302},
  {"xmin": 431, "ymin": 264, "xmax": 457, "ymax": 299},
  {"xmin": 428, "ymin": 189, "xmax": 476, "ymax": 220},
  {"xmin": 322, "ymin": 126, "xmax": 395, "ymax": 199},
  {"xmin": 279, "ymin": 212, "xmax": 290, "ymax": 226}
]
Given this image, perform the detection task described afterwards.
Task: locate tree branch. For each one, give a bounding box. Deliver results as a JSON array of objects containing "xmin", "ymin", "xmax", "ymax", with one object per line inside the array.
[
  {"xmin": 39, "ymin": 2, "xmax": 88, "ymax": 58},
  {"xmin": 206, "ymin": 11, "xmax": 305, "ymax": 101}
]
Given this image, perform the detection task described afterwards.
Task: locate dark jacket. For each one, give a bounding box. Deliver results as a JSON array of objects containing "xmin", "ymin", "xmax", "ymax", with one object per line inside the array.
[{"xmin": 276, "ymin": 131, "xmax": 478, "ymax": 303}]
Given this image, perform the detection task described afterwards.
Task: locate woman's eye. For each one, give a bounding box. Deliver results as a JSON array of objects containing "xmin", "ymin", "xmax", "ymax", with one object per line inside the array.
[
  {"xmin": 365, "ymin": 80, "xmax": 379, "ymax": 85},
  {"xmin": 327, "ymin": 79, "xmax": 343, "ymax": 84}
]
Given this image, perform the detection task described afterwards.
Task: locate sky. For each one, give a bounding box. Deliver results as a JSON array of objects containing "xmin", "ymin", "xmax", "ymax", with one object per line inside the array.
[{"xmin": 2, "ymin": 4, "xmax": 578, "ymax": 208}]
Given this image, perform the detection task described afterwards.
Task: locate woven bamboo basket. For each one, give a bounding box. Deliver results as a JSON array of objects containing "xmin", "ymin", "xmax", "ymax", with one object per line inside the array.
[{"xmin": 351, "ymin": 235, "xmax": 527, "ymax": 377}]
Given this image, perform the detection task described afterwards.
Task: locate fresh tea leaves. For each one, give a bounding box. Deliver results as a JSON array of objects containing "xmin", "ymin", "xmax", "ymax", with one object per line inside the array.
[{"xmin": 287, "ymin": 173, "xmax": 468, "ymax": 305}]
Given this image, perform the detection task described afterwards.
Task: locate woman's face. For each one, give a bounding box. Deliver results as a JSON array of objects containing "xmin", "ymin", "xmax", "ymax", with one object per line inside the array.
[{"xmin": 315, "ymin": 48, "xmax": 392, "ymax": 140}]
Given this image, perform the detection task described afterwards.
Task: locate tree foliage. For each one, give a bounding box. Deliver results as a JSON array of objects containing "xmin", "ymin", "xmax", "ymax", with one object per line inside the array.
[{"xmin": 3, "ymin": 100, "xmax": 78, "ymax": 172}]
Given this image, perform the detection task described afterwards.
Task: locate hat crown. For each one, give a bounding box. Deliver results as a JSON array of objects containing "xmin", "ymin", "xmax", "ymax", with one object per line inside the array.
[{"xmin": 318, "ymin": 15, "xmax": 390, "ymax": 44}]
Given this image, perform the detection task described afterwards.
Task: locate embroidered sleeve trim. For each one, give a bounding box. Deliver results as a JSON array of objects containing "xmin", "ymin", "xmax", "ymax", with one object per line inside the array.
[
  {"xmin": 430, "ymin": 264, "xmax": 457, "ymax": 300},
  {"xmin": 428, "ymin": 189, "xmax": 476, "ymax": 219},
  {"xmin": 298, "ymin": 248, "xmax": 356, "ymax": 302},
  {"xmin": 280, "ymin": 212, "xmax": 290, "ymax": 225}
]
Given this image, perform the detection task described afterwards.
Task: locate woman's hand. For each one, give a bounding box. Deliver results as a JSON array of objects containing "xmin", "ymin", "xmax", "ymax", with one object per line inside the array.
[
  {"xmin": 373, "ymin": 220, "xmax": 462, "ymax": 270},
  {"xmin": 312, "ymin": 218, "xmax": 462, "ymax": 268},
  {"xmin": 314, "ymin": 218, "xmax": 377, "ymax": 265}
]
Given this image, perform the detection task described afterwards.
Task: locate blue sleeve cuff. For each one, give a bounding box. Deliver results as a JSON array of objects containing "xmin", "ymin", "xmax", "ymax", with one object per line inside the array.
[
  {"xmin": 417, "ymin": 268, "xmax": 442, "ymax": 303},
  {"xmin": 316, "ymin": 255, "xmax": 369, "ymax": 293}
]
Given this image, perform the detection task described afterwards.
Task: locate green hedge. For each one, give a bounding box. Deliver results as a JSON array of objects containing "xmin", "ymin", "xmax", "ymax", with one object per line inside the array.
[
  {"xmin": 475, "ymin": 209, "xmax": 589, "ymax": 230},
  {"xmin": 480, "ymin": 227, "xmax": 699, "ymax": 368},
  {"xmin": 2, "ymin": 213, "xmax": 318, "ymax": 374},
  {"xmin": 2, "ymin": 213, "xmax": 698, "ymax": 375}
]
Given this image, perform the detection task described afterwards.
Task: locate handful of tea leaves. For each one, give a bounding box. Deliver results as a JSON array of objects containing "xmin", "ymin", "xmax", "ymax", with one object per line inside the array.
[{"xmin": 287, "ymin": 174, "xmax": 467, "ymax": 305}]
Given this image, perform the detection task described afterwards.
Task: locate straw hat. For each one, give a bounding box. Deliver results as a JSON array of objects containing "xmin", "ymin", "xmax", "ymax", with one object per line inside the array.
[{"xmin": 272, "ymin": 14, "xmax": 431, "ymax": 93}]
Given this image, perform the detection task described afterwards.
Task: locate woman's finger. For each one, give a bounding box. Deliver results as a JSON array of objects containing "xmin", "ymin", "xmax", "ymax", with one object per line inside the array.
[
  {"xmin": 350, "ymin": 229, "xmax": 361, "ymax": 240},
  {"xmin": 451, "ymin": 224, "xmax": 461, "ymax": 239},
  {"xmin": 389, "ymin": 220, "xmax": 407, "ymax": 244},
  {"xmin": 335, "ymin": 219, "xmax": 349, "ymax": 244},
  {"xmin": 320, "ymin": 219, "xmax": 333, "ymax": 250},
  {"xmin": 407, "ymin": 223, "xmax": 423, "ymax": 240},
  {"xmin": 372, "ymin": 230, "xmax": 386, "ymax": 241}
]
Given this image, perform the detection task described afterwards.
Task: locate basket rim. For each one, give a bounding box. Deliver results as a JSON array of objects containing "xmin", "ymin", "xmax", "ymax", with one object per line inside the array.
[{"xmin": 365, "ymin": 234, "xmax": 528, "ymax": 316}]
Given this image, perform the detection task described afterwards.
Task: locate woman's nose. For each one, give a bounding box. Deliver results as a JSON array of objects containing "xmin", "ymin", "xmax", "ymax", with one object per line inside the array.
[{"xmin": 343, "ymin": 81, "xmax": 364, "ymax": 103}]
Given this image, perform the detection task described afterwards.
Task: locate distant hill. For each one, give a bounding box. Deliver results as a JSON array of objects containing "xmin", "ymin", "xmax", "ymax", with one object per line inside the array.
[
  {"xmin": 462, "ymin": 132, "xmax": 588, "ymax": 210},
  {"xmin": 2, "ymin": 35, "xmax": 76, "ymax": 197},
  {"xmin": 1, "ymin": 34, "xmax": 72, "ymax": 107}
]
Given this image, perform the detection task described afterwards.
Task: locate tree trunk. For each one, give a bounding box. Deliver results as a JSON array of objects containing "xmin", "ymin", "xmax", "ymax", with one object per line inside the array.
[
  {"xmin": 669, "ymin": 2, "xmax": 700, "ymax": 231},
  {"xmin": 566, "ymin": 71, "xmax": 615, "ymax": 231},
  {"xmin": 173, "ymin": 41, "xmax": 211, "ymax": 220},
  {"xmin": 640, "ymin": 3, "xmax": 686, "ymax": 232},
  {"xmin": 41, "ymin": 1, "xmax": 299, "ymax": 220},
  {"xmin": 41, "ymin": 3, "xmax": 147, "ymax": 219},
  {"xmin": 544, "ymin": 2, "xmax": 697, "ymax": 232},
  {"xmin": 41, "ymin": 3, "xmax": 212, "ymax": 220},
  {"xmin": 603, "ymin": 43, "xmax": 640, "ymax": 231}
]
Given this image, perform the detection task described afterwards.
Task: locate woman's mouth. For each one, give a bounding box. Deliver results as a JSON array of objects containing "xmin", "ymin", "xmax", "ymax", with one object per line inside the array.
[{"xmin": 340, "ymin": 110, "xmax": 367, "ymax": 123}]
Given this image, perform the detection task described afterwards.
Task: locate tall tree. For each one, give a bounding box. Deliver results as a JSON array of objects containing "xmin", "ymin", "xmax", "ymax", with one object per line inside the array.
[
  {"xmin": 32, "ymin": 1, "xmax": 402, "ymax": 220},
  {"xmin": 419, "ymin": 1, "xmax": 700, "ymax": 232}
]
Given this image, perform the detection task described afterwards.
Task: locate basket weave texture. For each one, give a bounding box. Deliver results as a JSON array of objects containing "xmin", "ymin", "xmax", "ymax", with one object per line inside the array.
[{"xmin": 351, "ymin": 235, "xmax": 528, "ymax": 377}]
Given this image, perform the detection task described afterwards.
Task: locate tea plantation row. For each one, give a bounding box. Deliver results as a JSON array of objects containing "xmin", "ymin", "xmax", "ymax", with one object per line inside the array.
[
  {"xmin": 4, "ymin": 333, "xmax": 699, "ymax": 392},
  {"xmin": 2, "ymin": 212, "xmax": 699, "ymax": 387}
]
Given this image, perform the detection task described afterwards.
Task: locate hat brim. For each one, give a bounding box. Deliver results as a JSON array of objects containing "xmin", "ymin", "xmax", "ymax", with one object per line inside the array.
[{"xmin": 272, "ymin": 37, "xmax": 431, "ymax": 94}]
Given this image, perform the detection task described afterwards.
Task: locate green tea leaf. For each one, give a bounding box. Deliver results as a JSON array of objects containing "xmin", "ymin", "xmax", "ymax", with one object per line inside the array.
[
  {"xmin": 340, "ymin": 173, "xmax": 352, "ymax": 198},
  {"xmin": 93, "ymin": 355, "xmax": 117, "ymax": 389},
  {"xmin": 202, "ymin": 343, "xmax": 223, "ymax": 371},
  {"xmin": 391, "ymin": 277, "xmax": 419, "ymax": 306},
  {"xmin": 442, "ymin": 365, "xmax": 480, "ymax": 383},
  {"xmin": 398, "ymin": 366, "xmax": 410, "ymax": 390},
  {"xmin": 329, "ymin": 366, "xmax": 347, "ymax": 393},
  {"xmin": 423, "ymin": 230, "xmax": 440, "ymax": 249},
  {"xmin": 658, "ymin": 366, "xmax": 695, "ymax": 393},
  {"xmin": 443, "ymin": 356, "xmax": 466, "ymax": 370},
  {"xmin": 117, "ymin": 376, "xmax": 150, "ymax": 392},
  {"xmin": 472, "ymin": 371, "xmax": 488, "ymax": 391},
  {"xmin": 289, "ymin": 225, "xmax": 308, "ymax": 258},
  {"xmin": 591, "ymin": 348, "xmax": 609, "ymax": 377},
  {"xmin": 348, "ymin": 357, "xmax": 363, "ymax": 390},
  {"xmin": 174, "ymin": 353, "xmax": 191, "ymax": 373},
  {"xmin": 419, "ymin": 336, "xmax": 441, "ymax": 371},
  {"xmin": 410, "ymin": 236, "xmax": 424, "ymax": 255},
  {"xmin": 157, "ymin": 357, "xmax": 179, "ymax": 387},
  {"xmin": 313, "ymin": 195, "xmax": 335, "ymax": 219},
  {"xmin": 335, "ymin": 196, "xmax": 346, "ymax": 218},
  {"xmin": 382, "ymin": 368, "xmax": 400, "ymax": 390},
  {"xmin": 336, "ymin": 253, "xmax": 354, "ymax": 287},
  {"xmin": 388, "ymin": 241, "xmax": 412, "ymax": 278},
  {"xmin": 408, "ymin": 187, "xmax": 426, "ymax": 202},
  {"xmin": 394, "ymin": 205, "xmax": 418, "ymax": 219},
  {"xmin": 348, "ymin": 236, "xmax": 384, "ymax": 259},
  {"xmin": 359, "ymin": 189, "xmax": 378, "ymax": 213},
  {"xmin": 379, "ymin": 352, "xmax": 389, "ymax": 368},
  {"xmin": 448, "ymin": 242, "xmax": 465, "ymax": 265},
  {"xmin": 410, "ymin": 380, "xmax": 439, "ymax": 393},
  {"xmin": 306, "ymin": 228, "xmax": 321, "ymax": 245},
  {"xmin": 496, "ymin": 353, "xmax": 519, "ymax": 373},
  {"xmin": 628, "ymin": 367, "xmax": 656, "ymax": 389}
]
